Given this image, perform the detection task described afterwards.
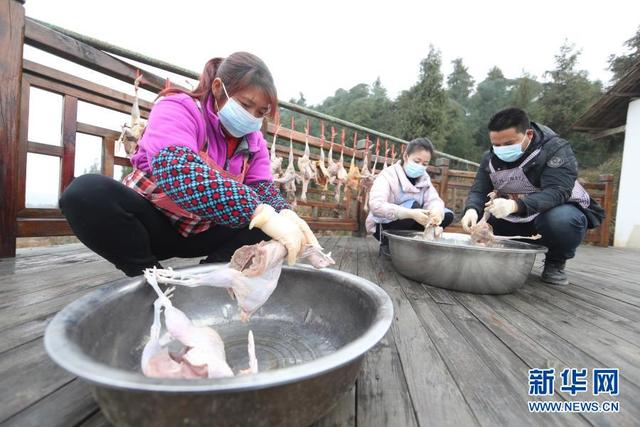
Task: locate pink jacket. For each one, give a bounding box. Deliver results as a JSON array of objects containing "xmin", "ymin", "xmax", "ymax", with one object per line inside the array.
[
  {"xmin": 130, "ymin": 93, "xmax": 272, "ymax": 184},
  {"xmin": 366, "ymin": 161, "xmax": 445, "ymax": 233}
]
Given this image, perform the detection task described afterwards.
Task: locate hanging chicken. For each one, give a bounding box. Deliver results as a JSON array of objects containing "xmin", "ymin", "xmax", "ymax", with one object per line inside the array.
[
  {"xmin": 333, "ymin": 129, "xmax": 349, "ymax": 203},
  {"xmin": 270, "ymin": 121, "xmax": 283, "ymax": 179},
  {"xmin": 382, "ymin": 140, "xmax": 390, "ymax": 170},
  {"xmin": 326, "ymin": 126, "xmax": 339, "ymax": 184},
  {"xmin": 116, "ymin": 70, "xmax": 147, "ymax": 156},
  {"xmin": 296, "ymin": 120, "xmax": 316, "ymax": 202},
  {"xmin": 274, "ymin": 117, "xmax": 297, "ymax": 203},
  {"xmin": 314, "ymin": 121, "xmax": 330, "ymax": 200},
  {"xmin": 360, "ymin": 136, "xmax": 376, "ymax": 212},
  {"xmin": 345, "ymin": 131, "xmax": 362, "ymax": 201}
]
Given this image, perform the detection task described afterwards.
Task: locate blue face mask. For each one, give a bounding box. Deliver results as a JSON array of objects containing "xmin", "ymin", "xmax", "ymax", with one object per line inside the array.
[
  {"xmin": 493, "ymin": 133, "xmax": 528, "ymax": 162},
  {"xmin": 216, "ymin": 82, "xmax": 264, "ymax": 138},
  {"xmin": 404, "ymin": 161, "xmax": 427, "ymax": 178}
]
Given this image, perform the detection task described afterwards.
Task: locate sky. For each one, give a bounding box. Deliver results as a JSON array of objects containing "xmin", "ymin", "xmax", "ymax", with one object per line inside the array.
[
  {"xmin": 24, "ymin": 0, "xmax": 640, "ymax": 105},
  {"xmin": 18, "ymin": 0, "xmax": 640, "ymax": 206}
]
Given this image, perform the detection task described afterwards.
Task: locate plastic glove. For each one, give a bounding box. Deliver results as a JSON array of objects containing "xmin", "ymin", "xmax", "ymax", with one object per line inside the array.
[
  {"xmin": 396, "ymin": 207, "xmax": 432, "ymax": 226},
  {"xmin": 461, "ymin": 209, "xmax": 478, "ymax": 232},
  {"xmin": 249, "ymin": 204, "xmax": 304, "ymax": 266},
  {"xmin": 426, "ymin": 209, "xmax": 444, "ymax": 226},
  {"xmin": 486, "ymin": 198, "xmax": 518, "ymax": 219},
  {"xmin": 279, "ymin": 209, "xmax": 319, "ymax": 247}
]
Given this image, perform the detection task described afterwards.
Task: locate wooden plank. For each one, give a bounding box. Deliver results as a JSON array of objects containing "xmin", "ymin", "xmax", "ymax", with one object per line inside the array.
[
  {"xmin": 311, "ymin": 235, "xmax": 357, "ymax": 427},
  {"xmin": 500, "ymin": 292, "xmax": 640, "ymax": 387},
  {"xmin": 17, "ymin": 208, "xmax": 66, "ymax": 218},
  {"xmin": 17, "ymin": 77, "xmax": 30, "ymax": 212},
  {"xmin": 23, "ymin": 59, "xmax": 153, "ymax": 112},
  {"xmin": 0, "ymin": 339, "xmax": 74, "ymax": 423},
  {"xmin": 0, "ymin": 0, "xmax": 26, "ymax": 257},
  {"xmin": 61, "ymin": 95, "xmax": 78, "ymax": 190},
  {"xmin": 78, "ymin": 411, "xmax": 111, "ymax": 427},
  {"xmin": 25, "ymin": 74, "xmax": 147, "ymax": 119},
  {"xmin": 77, "ymin": 122, "xmax": 121, "ymax": 139},
  {"xmin": 26, "ymin": 141, "xmax": 64, "ymax": 157},
  {"xmin": 355, "ymin": 238, "xmax": 418, "ymax": 427},
  {"xmin": 113, "ymin": 156, "xmax": 130, "ymax": 167},
  {"xmin": 454, "ymin": 292, "xmax": 640, "ymax": 425},
  {"xmin": 17, "ymin": 218, "xmax": 73, "ymax": 237},
  {"xmin": 362, "ymin": 237, "xmax": 477, "ymax": 426},
  {"xmin": 518, "ymin": 283, "xmax": 640, "ymax": 346},
  {"xmin": 0, "ymin": 244, "xmax": 93, "ymax": 277},
  {"xmin": 3, "ymin": 379, "xmax": 97, "ymax": 427},
  {"xmin": 102, "ymin": 137, "xmax": 115, "ymax": 177},
  {"xmin": 537, "ymin": 282, "xmax": 640, "ymax": 323},
  {"xmin": 24, "ymin": 18, "xmax": 173, "ymax": 94},
  {"xmin": 421, "ymin": 286, "xmax": 586, "ymax": 427},
  {"xmin": 394, "ymin": 277, "xmax": 539, "ymax": 426}
]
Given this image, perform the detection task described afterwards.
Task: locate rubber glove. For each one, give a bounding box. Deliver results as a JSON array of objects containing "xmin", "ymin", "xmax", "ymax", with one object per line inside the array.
[
  {"xmin": 461, "ymin": 209, "xmax": 478, "ymax": 232},
  {"xmin": 486, "ymin": 198, "xmax": 518, "ymax": 219},
  {"xmin": 396, "ymin": 207, "xmax": 432, "ymax": 226},
  {"xmin": 426, "ymin": 209, "xmax": 444, "ymax": 226},
  {"xmin": 249, "ymin": 204, "xmax": 304, "ymax": 266},
  {"xmin": 279, "ymin": 209, "xmax": 319, "ymax": 247}
]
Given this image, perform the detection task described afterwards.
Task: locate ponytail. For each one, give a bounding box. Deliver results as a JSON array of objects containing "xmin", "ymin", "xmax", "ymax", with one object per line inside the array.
[{"xmin": 158, "ymin": 53, "xmax": 278, "ymax": 119}]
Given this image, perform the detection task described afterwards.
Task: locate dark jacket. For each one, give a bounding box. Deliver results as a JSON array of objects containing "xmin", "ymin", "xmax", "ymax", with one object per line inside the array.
[{"xmin": 464, "ymin": 122, "xmax": 605, "ymax": 229}]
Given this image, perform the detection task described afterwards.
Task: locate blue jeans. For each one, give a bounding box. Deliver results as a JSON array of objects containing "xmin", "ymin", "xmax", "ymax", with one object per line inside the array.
[
  {"xmin": 373, "ymin": 205, "xmax": 454, "ymax": 244},
  {"xmin": 488, "ymin": 203, "xmax": 588, "ymax": 263}
]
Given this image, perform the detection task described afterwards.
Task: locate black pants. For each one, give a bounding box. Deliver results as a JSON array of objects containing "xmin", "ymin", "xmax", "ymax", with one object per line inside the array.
[
  {"xmin": 373, "ymin": 203, "xmax": 454, "ymax": 244},
  {"xmin": 488, "ymin": 203, "xmax": 588, "ymax": 264},
  {"xmin": 59, "ymin": 174, "xmax": 268, "ymax": 277}
]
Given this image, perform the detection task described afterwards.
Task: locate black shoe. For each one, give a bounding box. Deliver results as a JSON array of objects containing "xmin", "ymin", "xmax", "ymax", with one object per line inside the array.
[
  {"xmin": 379, "ymin": 243, "xmax": 391, "ymax": 257},
  {"xmin": 541, "ymin": 260, "xmax": 569, "ymax": 285}
]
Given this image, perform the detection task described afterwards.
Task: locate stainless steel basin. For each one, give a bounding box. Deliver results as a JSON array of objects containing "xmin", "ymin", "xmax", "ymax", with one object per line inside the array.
[
  {"xmin": 384, "ymin": 230, "xmax": 548, "ymax": 294},
  {"xmin": 44, "ymin": 264, "xmax": 393, "ymax": 427}
]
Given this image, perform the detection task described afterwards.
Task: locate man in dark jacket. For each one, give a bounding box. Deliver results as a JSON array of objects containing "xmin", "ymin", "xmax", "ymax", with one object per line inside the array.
[{"xmin": 461, "ymin": 108, "xmax": 605, "ymax": 285}]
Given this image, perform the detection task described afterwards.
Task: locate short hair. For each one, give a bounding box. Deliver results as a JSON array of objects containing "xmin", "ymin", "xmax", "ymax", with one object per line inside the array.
[
  {"xmin": 488, "ymin": 107, "xmax": 530, "ymax": 133},
  {"xmin": 405, "ymin": 137, "xmax": 435, "ymax": 157}
]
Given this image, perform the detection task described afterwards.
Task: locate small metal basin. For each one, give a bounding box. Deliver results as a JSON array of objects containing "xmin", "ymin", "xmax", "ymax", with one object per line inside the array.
[
  {"xmin": 384, "ymin": 230, "xmax": 548, "ymax": 294},
  {"xmin": 44, "ymin": 264, "xmax": 393, "ymax": 427}
]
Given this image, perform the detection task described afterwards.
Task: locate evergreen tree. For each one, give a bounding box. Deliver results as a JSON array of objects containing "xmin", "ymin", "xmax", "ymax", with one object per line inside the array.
[{"xmin": 608, "ymin": 26, "xmax": 640, "ymax": 83}]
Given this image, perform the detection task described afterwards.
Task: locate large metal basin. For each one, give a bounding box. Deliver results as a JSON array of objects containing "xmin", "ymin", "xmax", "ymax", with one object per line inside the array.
[
  {"xmin": 384, "ymin": 230, "xmax": 547, "ymax": 294},
  {"xmin": 44, "ymin": 264, "xmax": 393, "ymax": 427}
]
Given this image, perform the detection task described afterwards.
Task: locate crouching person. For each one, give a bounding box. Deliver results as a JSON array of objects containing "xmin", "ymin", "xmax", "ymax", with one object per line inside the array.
[
  {"xmin": 461, "ymin": 107, "xmax": 605, "ymax": 285},
  {"xmin": 366, "ymin": 137, "xmax": 453, "ymax": 256}
]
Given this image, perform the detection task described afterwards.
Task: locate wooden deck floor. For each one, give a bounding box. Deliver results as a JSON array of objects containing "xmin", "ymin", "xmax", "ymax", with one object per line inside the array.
[{"xmin": 0, "ymin": 237, "xmax": 639, "ymax": 426}]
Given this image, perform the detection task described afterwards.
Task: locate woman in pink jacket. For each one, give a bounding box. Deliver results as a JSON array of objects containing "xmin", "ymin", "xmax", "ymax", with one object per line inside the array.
[
  {"xmin": 366, "ymin": 138, "xmax": 453, "ymax": 255},
  {"xmin": 60, "ymin": 52, "xmax": 316, "ymax": 276}
]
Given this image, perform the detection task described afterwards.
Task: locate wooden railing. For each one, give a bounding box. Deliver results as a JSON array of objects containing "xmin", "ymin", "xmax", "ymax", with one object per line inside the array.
[{"xmin": 0, "ymin": 0, "xmax": 613, "ymax": 257}]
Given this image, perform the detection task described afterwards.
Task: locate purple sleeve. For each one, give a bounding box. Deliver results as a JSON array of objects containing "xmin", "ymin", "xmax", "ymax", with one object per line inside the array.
[
  {"xmin": 137, "ymin": 96, "xmax": 204, "ymax": 171},
  {"xmin": 248, "ymin": 181, "xmax": 290, "ymax": 211},
  {"xmin": 243, "ymin": 133, "xmax": 274, "ymax": 184},
  {"xmin": 152, "ymin": 146, "xmax": 259, "ymax": 228}
]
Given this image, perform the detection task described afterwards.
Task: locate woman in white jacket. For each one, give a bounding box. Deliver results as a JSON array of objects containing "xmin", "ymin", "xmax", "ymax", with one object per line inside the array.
[{"xmin": 366, "ymin": 138, "xmax": 453, "ymax": 255}]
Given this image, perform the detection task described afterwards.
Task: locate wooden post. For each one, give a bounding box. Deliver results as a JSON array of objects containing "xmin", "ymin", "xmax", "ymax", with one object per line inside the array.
[
  {"xmin": 435, "ymin": 158, "xmax": 450, "ymax": 203},
  {"xmin": 598, "ymin": 174, "xmax": 614, "ymax": 247},
  {"xmin": 60, "ymin": 95, "xmax": 78, "ymax": 191},
  {"xmin": 0, "ymin": 0, "xmax": 26, "ymax": 258}
]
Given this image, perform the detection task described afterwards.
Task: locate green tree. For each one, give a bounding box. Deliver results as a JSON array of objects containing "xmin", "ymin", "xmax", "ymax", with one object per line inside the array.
[
  {"xmin": 537, "ymin": 41, "xmax": 604, "ymax": 167},
  {"xmin": 468, "ymin": 66, "xmax": 512, "ymax": 151},
  {"xmin": 447, "ymin": 58, "xmax": 474, "ymax": 110},
  {"xmin": 510, "ymin": 72, "xmax": 543, "ymax": 112},
  {"xmin": 392, "ymin": 46, "xmax": 449, "ymax": 148},
  {"xmin": 608, "ymin": 26, "xmax": 640, "ymax": 83}
]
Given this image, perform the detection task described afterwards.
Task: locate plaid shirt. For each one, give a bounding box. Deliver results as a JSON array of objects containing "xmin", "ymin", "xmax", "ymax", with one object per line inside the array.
[{"xmin": 123, "ymin": 170, "xmax": 213, "ymax": 237}]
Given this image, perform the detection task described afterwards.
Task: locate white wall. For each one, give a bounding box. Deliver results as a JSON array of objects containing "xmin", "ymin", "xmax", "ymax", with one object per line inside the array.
[{"xmin": 614, "ymin": 98, "xmax": 640, "ymax": 248}]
